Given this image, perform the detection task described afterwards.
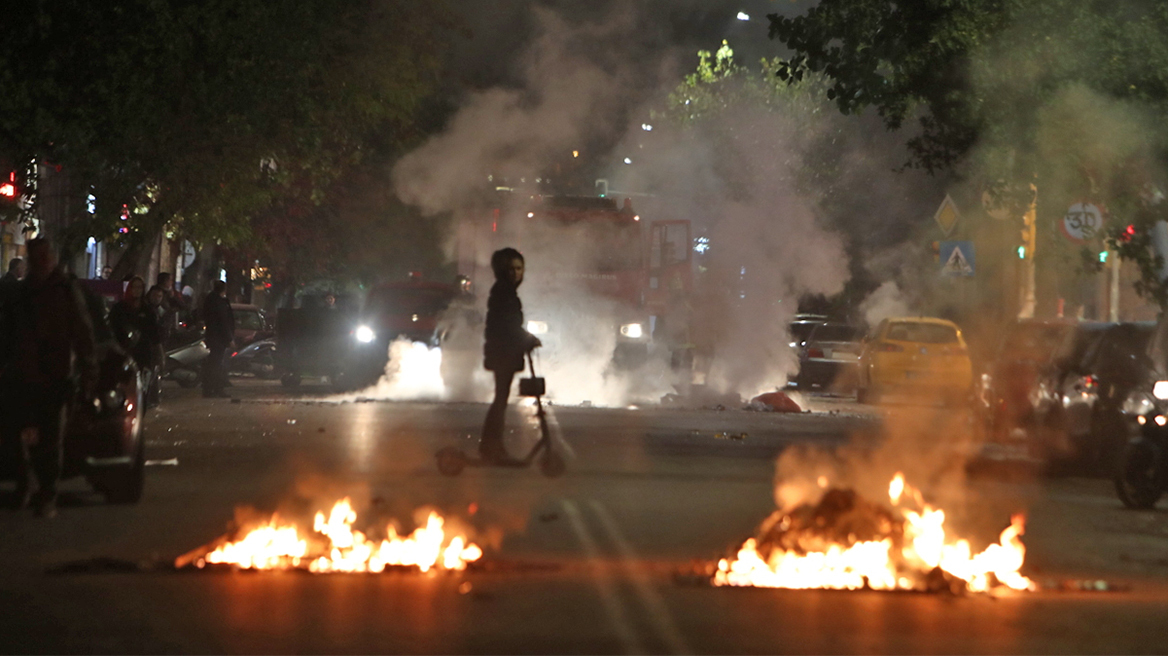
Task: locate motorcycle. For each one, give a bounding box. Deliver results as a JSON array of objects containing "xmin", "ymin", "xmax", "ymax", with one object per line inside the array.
[
  {"xmin": 164, "ymin": 330, "xmax": 210, "ymax": 389},
  {"xmin": 229, "ymin": 338, "xmax": 278, "ymax": 379},
  {"xmin": 1115, "ymin": 381, "xmax": 1168, "ymax": 508}
]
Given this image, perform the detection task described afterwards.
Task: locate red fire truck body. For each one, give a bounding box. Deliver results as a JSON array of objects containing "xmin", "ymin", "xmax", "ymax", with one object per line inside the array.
[{"xmin": 455, "ymin": 192, "xmax": 691, "ymax": 367}]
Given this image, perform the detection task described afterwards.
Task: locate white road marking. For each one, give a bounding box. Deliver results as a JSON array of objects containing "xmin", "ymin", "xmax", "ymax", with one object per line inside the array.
[
  {"xmin": 590, "ymin": 500, "xmax": 693, "ymax": 655},
  {"xmin": 542, "ymin": 402, "xmax": 576, "ymax": 459},
  {"xmin": 561, "ymin": 499, "xmax": 646, "ymax": 655}
]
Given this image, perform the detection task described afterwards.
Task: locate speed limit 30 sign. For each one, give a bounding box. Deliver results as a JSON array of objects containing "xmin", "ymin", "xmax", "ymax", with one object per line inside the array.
[{"xmin": 1061, "ymin": 202, "xmax": 1106, "ymax": 242}]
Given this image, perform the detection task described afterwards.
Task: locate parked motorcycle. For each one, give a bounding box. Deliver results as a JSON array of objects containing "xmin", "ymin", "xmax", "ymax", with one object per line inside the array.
[
  {"xmin": 165, "ymin": 331, "xmax": 210, "ymax": 389},
  {"xmin": 1115, "ymin": 381, "xmax": 1168, "ymax": 508},
  {"xmin": 229, "ymin": 338, "xmax": 278, "ymax": 379}
]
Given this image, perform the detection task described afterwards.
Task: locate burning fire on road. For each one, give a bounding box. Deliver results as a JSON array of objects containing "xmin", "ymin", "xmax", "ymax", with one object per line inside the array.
[
  {"xmin": 713, "ymin": 473, "xmax": 1035, "ymax": 593},
  {"xmin": 178, "ymin": 498, "xmax": 483, "ymax": 573}
]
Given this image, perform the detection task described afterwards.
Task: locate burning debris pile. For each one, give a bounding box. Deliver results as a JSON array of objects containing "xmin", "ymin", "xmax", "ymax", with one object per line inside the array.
[
  {"xmin": 178, "ymin": 498, "xmax": 482, "ymax": 573},
  {"xmin": 714, "ymin": 474, "xmax": 1034, "ymax": 593}
]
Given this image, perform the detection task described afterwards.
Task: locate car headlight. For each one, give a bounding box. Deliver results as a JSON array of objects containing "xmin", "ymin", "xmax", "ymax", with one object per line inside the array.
[
  {"xmin": 355, "ymin": 325, "xmax": 376, "ymax": 343},
  {"xmin": 1154, "ymin": 381, "xmax": 1168, "ymax": 400},
  {"xmin": 526, "ymin": 320, "xmax": 548, "ymax": 335},
  {"xmin": 620, "ymin": 323, "xmax": 644, "ymax": 339}
]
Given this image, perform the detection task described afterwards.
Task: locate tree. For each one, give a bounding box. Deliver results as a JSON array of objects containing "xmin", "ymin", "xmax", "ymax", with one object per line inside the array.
[
  {"xmin": 768, "ymin": 0, "xmax": 1168, "ymax": 307},
  {"xmin": 0, "ymin": 0, "xmax": 452, "ymax": 277}
]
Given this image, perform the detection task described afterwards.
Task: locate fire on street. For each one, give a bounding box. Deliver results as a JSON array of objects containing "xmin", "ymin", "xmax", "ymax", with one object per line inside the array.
[{"xmin": 1, "ymin": 381, "xmax": 1168, "ymax": 654}]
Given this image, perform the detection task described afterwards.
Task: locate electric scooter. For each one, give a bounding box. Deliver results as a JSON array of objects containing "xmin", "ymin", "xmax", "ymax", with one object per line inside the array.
[{"xmin": 436, "ymin": 354, "xmax": 565, "ymax": 478}]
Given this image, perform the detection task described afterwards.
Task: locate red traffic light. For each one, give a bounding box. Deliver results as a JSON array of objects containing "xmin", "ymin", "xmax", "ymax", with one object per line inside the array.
[{"xmin": 0, "ymin": 171, "xmax": 15, "ymax": 198}]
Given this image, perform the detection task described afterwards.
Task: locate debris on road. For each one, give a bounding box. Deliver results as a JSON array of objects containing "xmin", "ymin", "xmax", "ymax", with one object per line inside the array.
[{"xmin": 747, "ymin": 392, "xmax": 802, "ymax": 413}]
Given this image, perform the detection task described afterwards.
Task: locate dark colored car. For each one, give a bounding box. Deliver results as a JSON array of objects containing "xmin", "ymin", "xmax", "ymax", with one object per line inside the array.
[
  {"xmin": 230, "ymin": 338, "xmax": 277, "ymax": 379},
  {"xmin": 275, "ymin": 278, "xmax": 456, "ymax": 389},
  {"xmin": 1032, "ymin": 321, "xmax": 1154, "ymax": 469},
  {"xmin": 793, "ymin": 323, "xmax": 862, "ymax": 393},
  {"xmin": 978, "ymin": 320, "xmax": 1075, "ymax": 442},
  {"xmin": 0, "ymin": 279, "xmax": 146, "ymax": 504}
]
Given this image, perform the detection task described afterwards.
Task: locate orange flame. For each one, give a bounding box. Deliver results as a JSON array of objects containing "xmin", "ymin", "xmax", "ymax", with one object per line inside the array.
[
  {"xmin": 201, "ymin": 498, "xmax": 482, "ymax": 573},
  {"xmin": 714, "ymin": 473, "xmax": 1035, "ymax": 592}
]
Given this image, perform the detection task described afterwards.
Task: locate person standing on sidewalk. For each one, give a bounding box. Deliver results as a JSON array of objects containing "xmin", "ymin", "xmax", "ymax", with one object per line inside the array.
[{"xmin": 201, "ymin": 280, "xmax": 234, "ymax": 398}]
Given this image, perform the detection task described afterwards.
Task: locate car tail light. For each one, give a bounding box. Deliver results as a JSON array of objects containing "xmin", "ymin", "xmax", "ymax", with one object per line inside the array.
[
  {"xmin": 1082, "ymin": 375, "xmax": 1098, "ymax": 390},
  {"xmin": 807, "ymin": 347, "xmax": 824, "ymax": 358},
  {"xmin": 876, "ymin": 343, "xmax": 904, "ymax": 353}
]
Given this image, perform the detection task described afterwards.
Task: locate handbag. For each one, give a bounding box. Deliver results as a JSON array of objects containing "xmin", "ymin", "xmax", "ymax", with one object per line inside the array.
[{"xmin": 518, "ymin": 352, "xmax": 545, "ymax": 397}]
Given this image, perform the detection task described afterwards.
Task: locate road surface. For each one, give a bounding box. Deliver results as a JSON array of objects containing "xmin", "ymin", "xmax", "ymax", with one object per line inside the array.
[{"xmin": 2, "ymin": 379, "xmax": 1168, "ymax": 654}]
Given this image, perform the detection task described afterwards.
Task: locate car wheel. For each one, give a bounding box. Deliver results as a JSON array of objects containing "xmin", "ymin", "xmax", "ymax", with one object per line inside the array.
[
  {"xmin": 1115, "ymin": 440, "xmax": 1164, "ymax": 509},
  {"xmin": 858, "ymin": 386, "xmax": 879, "ymax": 405},
  {"xmin": 436, "ymin": 447, "xmax": 467, "ymax": 477}
]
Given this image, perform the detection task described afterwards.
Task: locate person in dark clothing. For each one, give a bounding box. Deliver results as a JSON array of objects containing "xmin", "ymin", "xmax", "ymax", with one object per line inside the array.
[
  {"xmin": 479, "ymin": 248, "xmax": 540, "ymax": 463},
  {"xmin": 201, "ymin": 280, "xmax": 234, "ymax": 398},
  {"xmin": 155, "ymin": 272, "xmax": 186, "ymax": 347},
  {"xmin": 1, "ymin": 238, "xmax": 96, "ymax": 517},
  {"xmin": 110, "ymin": 276, "xmax": 163, "ymax": 408}
]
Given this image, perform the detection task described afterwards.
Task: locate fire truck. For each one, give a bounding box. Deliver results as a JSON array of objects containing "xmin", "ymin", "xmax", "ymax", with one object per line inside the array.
[{"xmin": 454, "ymin": 191, "xmax": 692, "ymax": 369}]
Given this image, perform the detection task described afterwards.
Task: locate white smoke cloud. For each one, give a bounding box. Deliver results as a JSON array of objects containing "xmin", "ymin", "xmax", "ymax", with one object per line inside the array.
[
  {"xmin": 391, "ymin": 6, "xmax": 851, "ymax": 405},
  {"xmin": 859, "ymin": 281, "xmax": 913, "ymax": 328}
]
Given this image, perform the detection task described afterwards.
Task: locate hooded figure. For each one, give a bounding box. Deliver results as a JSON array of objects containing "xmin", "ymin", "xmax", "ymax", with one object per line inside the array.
[{"xmin": 479, "ymin": 247, "xmax": 540, "ymax": 462}]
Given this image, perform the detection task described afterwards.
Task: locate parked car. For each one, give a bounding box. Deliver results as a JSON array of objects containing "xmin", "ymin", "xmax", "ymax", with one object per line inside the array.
[
  {"xmin": 788, "ymin": 314, "xmax": 828, "ymax": 359},
  {"xmin": 0, "ymin": 279, "xmax": 147, "ymax": 504},
  {"xmin": 231, "ymin": 303, "xmax": 272, "ymax": 347},
  {"xmin": 792, "ymin": 323, "xmax": 863, "ymax": 393},
  {"xmin": 857, "ymin": 317, "xmax": 973, "ymax": 405},
  {"xmin": 1032, "ymin": 321, "xmax": 1154, "ymax": 470},
  {"xmin": 978, "ymin": 319, "xmax": 1075, "ymax": 441}
]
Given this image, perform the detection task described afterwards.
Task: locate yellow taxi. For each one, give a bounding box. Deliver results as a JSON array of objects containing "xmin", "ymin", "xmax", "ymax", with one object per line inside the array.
[{"xmin": 857, "ymin": 317, "xmax": 973, "ymax": 404}]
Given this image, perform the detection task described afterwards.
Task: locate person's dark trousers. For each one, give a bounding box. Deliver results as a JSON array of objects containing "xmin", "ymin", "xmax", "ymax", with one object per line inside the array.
[
  {"xmin": 203, "ymin": 340, "xmax": 228, "ymax": 396},
  {"xmin": 479, "ymin": 370, "xmax": 515, "ymax": 461},
  {"xmin": 0, "ymin": 386, "xmax": 28, "ymax": 506},
  {"xmin": 15, "ymin": 383, "xmax": 69, "ymax": 505}
]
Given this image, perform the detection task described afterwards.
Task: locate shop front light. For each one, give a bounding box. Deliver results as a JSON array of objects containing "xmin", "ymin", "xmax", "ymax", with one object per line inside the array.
[{"xmin": 526, "ymin": 320, "xmax": 548, "ymax": 335}]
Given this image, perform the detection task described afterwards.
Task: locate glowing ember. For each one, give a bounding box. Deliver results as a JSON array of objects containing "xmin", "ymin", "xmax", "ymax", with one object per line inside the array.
[
  {"xmin": 195, "ymin": 498, "xmax": 482, "ymax": 573},
  {"xmin": 713, "ymin": 473, "xmax": 1035, "ymax": 593}
]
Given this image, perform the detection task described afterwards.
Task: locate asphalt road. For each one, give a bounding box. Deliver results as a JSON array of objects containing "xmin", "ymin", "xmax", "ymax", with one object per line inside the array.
[{"xmin": 4, "ymin": 379, "xmax": 1168, "ymax": 654}]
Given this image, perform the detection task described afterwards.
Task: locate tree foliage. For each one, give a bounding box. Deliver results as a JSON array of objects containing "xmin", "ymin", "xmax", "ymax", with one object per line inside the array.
[
  {"xmin": 768, "ymin": 0, "xmax": 1168, "ymax": 305},
  {"xmin": 0, "ymin": 0, "xmax": 451, "ymax": 273}
]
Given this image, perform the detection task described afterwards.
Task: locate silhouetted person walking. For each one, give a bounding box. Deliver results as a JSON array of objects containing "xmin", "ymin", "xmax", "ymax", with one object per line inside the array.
[
  {"xmin": 479, "ymin": 248, "xmax": 540, "ymax": 463},
  {"xmin": 110, "ymin": 276, "xmax": 163, "ymax": 408},
  {"xmin": 201, "ymin": 280, "xmax": 234, "ymax": 398},
  {"xmin": 2, "ymin": 238, "xmax": 96, "ymax": 517}
]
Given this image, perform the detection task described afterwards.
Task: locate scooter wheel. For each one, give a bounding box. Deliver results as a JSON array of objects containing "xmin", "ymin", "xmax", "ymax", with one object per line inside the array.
[
  {"xmin": 539, "ymin": 450, "xmax": 566, "ymax": 478},
  {"xmin": 1115, "ymin": 440, "xmax": 1164, "ymax": 509},
  {"xmin": 437, "ymin": 447, "xmax": 467, "ymax": 477}
]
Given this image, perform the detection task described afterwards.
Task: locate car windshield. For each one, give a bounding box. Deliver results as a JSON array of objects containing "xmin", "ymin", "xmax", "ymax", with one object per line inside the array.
[
  {"xmin": 810, "ymin": 325, "xmax": 859, "ymax": 343},
  {"xmin": 885, "ymin": 322, "xmax": 958, "ymax": 344},
  {"xmin": 367, "ymin": 287, "xmax": 454, "ymax": 319},
  {"xmin": 234, "ymin": 310, "xmax": 264, "ymax": 331},
  {"xmin": 789, "ymin": 321, "xmax": 822, "ymax": 343}
]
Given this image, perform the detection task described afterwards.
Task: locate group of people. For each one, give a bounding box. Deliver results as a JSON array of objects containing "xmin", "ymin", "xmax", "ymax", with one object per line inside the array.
[{"xmin": 0, "ymin": 236, "xmax": 237, "ymax": 517}]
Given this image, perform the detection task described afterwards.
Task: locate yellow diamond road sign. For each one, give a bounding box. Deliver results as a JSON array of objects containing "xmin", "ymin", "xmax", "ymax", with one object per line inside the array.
[{"xmin": 934, "ymin": 194, "xmax": 960, "ymax": 236}]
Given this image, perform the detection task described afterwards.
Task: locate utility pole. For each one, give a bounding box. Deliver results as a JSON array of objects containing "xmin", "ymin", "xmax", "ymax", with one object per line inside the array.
[
  {"xmin": 1109, "ymin": 253, "xmax": 1121, "ymax": 322},
  {"xmin": 1018, "ymin": 183, "xmax": 1038, "ymax": 319}
]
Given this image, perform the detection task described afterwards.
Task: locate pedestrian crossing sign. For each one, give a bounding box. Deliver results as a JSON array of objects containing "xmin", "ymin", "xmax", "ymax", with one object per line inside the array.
[{"xmin": 939, "ymin": 241, "xmax": 975, "ymax": 276}]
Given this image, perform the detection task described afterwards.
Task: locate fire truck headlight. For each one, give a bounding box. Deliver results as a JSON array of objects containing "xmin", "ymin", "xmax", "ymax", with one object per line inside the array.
[
  {"xmin": 355, "ymin": 325, "xmax": 376, "ymax": 343},
  {"xmin": 620, "ymin": 323, "xmax": 644, "ymax": 339},
  {"xmin": 526, "ymin": 320, "xmax": 548, "ymax": 335}
]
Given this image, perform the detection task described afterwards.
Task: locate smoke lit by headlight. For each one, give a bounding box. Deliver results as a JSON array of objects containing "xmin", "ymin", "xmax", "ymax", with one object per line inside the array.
[
  {"xmin": 526, "ymin": 320, "xmax": 548, "ymax": 335},
  {"xmin": 355, "ymin": 325, "xmax": 376, "ymax": 343},
  {"xmin": 1154, "ymin": 381, "xmax": 1168, "ymax": 400}
]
